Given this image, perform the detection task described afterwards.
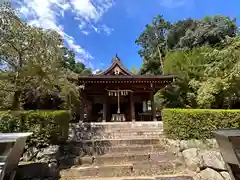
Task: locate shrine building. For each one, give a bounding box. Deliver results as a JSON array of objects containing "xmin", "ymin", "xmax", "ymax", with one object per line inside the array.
[{"xmin": 78, "ymin": 56, "xmax": 175, "ymax": 122}]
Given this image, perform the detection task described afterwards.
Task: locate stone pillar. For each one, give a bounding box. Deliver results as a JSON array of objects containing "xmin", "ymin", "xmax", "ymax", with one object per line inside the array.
[
  {"xmin": 130, "ymin": 92, "xmax": 135, "ymax": 122},
  {"xmin": 150, "ymin": 91, "xmax": 157, "ymax": 121}
]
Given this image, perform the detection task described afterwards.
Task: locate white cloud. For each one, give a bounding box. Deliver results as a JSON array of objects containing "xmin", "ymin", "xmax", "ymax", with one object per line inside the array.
[
  {"xmin": 100, "ymin": 24, "xmax": 114, "ymax": 36},
  {"xmin": 92, "ymin": 69, "xmax": 101, "ymax": 74},
  {"xmin": 17, "ymin": 0, "xmax": 69, "ymax": 31},
  {"xmin": 70, "ymin": 0, "xmax": 114, "ymax": 35},
  {"xmin": 159, "ymin": 0, "xmax": 194, "ymax": 8},
  {"xmin": 64, "ymin": 33, "xmax": 93, "ymax": 60},
  {"xmin": 92, "ymin": 25, "xmax": 100, "ymax": 33},
  {"xmin": 70, "ymin": 0, "xmax": 101, "ymax": 22},
  {"xmin": 82, "ymin": 31, "xmax": 90, "ymax": 35},
  {"xmin": 15, "ymin": 0, "xmax": 114, "ymax": 68}
]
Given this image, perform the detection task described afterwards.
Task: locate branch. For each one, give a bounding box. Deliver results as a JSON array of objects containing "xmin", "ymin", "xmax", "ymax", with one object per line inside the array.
[
  {"xmin": 0, "ymin": 88, "xmax": 15, "ymax": 92},
  {"xmin": 8, "ymin": 42, "xmax": 24, "ymax": 68}
]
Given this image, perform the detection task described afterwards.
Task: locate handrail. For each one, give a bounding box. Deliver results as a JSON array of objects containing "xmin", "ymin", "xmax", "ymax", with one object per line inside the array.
[{"xmin": 0, "ymin": 132, "xmax": 32, "ymax": 180}]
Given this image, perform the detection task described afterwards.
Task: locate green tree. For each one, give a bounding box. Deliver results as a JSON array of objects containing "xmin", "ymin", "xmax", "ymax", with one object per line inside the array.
[
  {"xmin": 136, "ymin": 15, "xmax": 171, "ymax": 75},
  {"xmin": 139, "ymin": 14, "xmax": 239, "ymax": 109},
  {"xmin": 131, "ymin": 66, "xmax": 138, "ymax": 74},
  {"xmin": 166, "ymin": 18, "xmax": 197, "ymax": 50},
  {"xmin": 196, "ymin": 37, "xmax": 240, "ymax": 108},
  {"xmin": 156, "ymin": 47, "xmax": 214, "ymax": 109},
  {"xmin": 62, "ymin": 47, "xmax": 92, "ymax": 75},
  {"xmin": 177, "ymin": 16, "xmax": 237, "ymax": 49},
  {"xmin": 0, "ymin": 5, "xmax": 79, "ymax": 110}
]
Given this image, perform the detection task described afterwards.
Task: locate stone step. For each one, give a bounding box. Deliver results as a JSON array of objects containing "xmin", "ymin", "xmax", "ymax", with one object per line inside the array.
[
  {"xmin": 69, "ymin": 131, "xmax": 165, "ymax": 141},
  {"xmin": 98, "ymin": 128, "xmax": 163, "ymax": 132},
  {"xmin": 84, "ymin": 151, "xmax": 175, "ymax": 165},
  {"xmin": 93, "ymin": 129, "xmax": 163, "ymax": 134},
  {"xmin": 60, "ymin": 164, "xmax": 133, "ymax": 178},
  {"xmin": 71, "ymin": 135, "xmax": 164, "ymax": 141},
  {"xmin": 92, "ymin": 135, "xmax": 163, "ymax": 140},
  {"xmin": 132, "ymin": 160, "xmax": 184, "ymax": 176},
  {"xmin": 70, "ymin": 129, "xmax": 163, "ymax": 137},
  {"xmin": 60, "ymin": 160, "xmax": 184, "ymax": 178},
  {"xmin": 90, "ymin": 122, "xmax": 163, "ymax": 129},
  {"xmin": 66, "ymin": 138, "xmax": 162, "ymax": 155},
  {"xmin": 82, "ymin": 138, "xmax": 161, "ymax": 146},
  {"xmin": 68, "ymin": 144, "xmax": 166, "ymax": 156},
  {"xmin": 95, "ymin": 130, "xmax": 163, "ymax": 135},
  {"xmin": 62, "ymin": 175, "xmax": 193, "ymax": 180},
  {"xmin": 60, "ymin": 150, "xmax": 173, "ymax": 167},
  {"xmin": 96, "ymin": 144, "xmax": 166, "ymax": 155},
  {"xmin": 155, "ymin": 175, "xmax": 193, "ymax": 180},
  {"xmin": 70, "ymin": 123, "xmax": 163, "ymax": 131},
  {"xmin": 95, "ymin": 131, "xmax": 163, "ymax": 137}
]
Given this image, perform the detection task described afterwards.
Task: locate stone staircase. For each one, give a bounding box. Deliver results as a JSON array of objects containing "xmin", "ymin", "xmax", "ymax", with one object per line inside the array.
[{"xmin": 60, "ymin": 122, "xmax": 192, "ymax": 180}]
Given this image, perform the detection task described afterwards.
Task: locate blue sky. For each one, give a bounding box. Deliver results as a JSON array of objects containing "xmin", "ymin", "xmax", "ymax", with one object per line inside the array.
[{"xmin": 15, "ymin": 0, "xmax": 240, "ymax": 72}]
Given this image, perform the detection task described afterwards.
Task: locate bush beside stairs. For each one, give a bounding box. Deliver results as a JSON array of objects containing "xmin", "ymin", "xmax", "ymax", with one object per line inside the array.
[{"xmin": 59, "ymin": 122, "xmax": 193, "ymax": 180}]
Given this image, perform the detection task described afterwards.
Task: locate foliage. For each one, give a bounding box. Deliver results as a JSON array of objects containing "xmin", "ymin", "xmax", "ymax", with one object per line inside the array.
[
  {"xmin": 155, "ymin": 79, "xmax": 192, "ymax": 109},
  {"xmin": 62, "ymin": 47, "xmax": 92, "ymax": 75},
  {"xmin": 0, "ymin": 5, "xmax": 81, "ymax": 112},
  {"xmin": 144, "ymin": 14, "xmax": 239, "ymax": 109},
  {"xmin": 136, "ymin": 15, "xmax": 171, "ymax": 75},
  {"xmin": 166, "ymin": 18, "xmax": 197, "ymax": 50},
  {"xmin": 162, "ymin": 108, "xmax": 240, "ymax": 140},
  {"xmin": 0, "ymin": 110, "xmax": 70, "ymax": 147},
  {"xmin": 155, "ymin": 47, "xmax": 212, "ymax": 109},
  {"xmin": 159, "ymin": 37, "xmax": 240, "ymax": 109},
  {"xmin": 137, "ymin": 14, "xmax": 238, "ymax": 77},
  {"xmin": 131, "ymin": 66, "xmax": 139, "ymax": 74},
  {"xmin": 166, "ymin": 16, "xmax": 237, "ymax": 50},
  {"xmin": 196, "ymin": 37, "xmax": 240, "ymax": 108}
]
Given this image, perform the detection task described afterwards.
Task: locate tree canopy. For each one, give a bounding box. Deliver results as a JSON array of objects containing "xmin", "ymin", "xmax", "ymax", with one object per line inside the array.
[
  {"xmin": 0, "ymin": 5, "xmax": 90, "ymax": 113},
  {"xmin": 137, "ymin": 14, "xmax": 240, "ymax": 109},
  {"xmin": 136, "ymin": 15, "xmax": 171, "ymax": 75}
]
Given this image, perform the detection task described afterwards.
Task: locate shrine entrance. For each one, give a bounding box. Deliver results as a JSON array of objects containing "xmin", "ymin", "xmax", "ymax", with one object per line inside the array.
[
  {"xmin": 109, "ymin": 102, "xmax": 130, "ymax": 121},
  {"xmin": 78, "ymin": 55, "xmax": 175, "ymax": 122}
]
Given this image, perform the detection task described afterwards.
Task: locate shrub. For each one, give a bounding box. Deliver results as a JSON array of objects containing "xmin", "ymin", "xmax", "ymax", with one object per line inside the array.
[
  {"xmin": 162, "ymin": 108, "xmax": 240, "ymax": 140},
  {"xmin": 0, "ymin": 110, "xmax": 70, "ymax": 147}
]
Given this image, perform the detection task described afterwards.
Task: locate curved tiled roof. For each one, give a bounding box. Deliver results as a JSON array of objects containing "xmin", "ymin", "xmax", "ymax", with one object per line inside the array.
[{"xmin": 98, "ymin": 56, "xmax": 135, "ymax": 76}]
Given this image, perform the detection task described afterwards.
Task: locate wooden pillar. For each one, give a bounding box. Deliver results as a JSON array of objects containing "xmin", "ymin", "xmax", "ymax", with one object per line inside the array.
[
  {"xmin": 103, "ymin": 95, "xmax": 107, "ymax": 122},
  {"xmin": 87, "ymin": 101, "xmax": 92, "ymax": 121},
  {"xmin": 130, "ymin": 92, "xmax": 135, "ymax": 122},
  {"xmin": 117, "ymin": 90, "xmax": 120, "ymax": 114},
  {"xmin": 143, "ymin": 101, "xmax": 147, "ymax": 112},
  {"xmin": 150, "ymin": 91, "xmax": 157, "ymax": 121},
  {"xmin": 80, "ymin": 92, "xmax": 85, "ymax": 122}
]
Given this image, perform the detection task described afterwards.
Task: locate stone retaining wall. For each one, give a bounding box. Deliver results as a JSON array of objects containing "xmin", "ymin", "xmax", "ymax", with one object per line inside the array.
[
  {"xmin": 160, "ymin": 138, "xmax": 231, "ymax": 180},
  {"xmin": 18, "ymin": 145, "xmax": 61, "ymax": 180}
]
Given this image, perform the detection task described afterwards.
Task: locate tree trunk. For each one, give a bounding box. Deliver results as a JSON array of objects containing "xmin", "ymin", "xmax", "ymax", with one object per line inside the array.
[
  {"xmin": 11, "ymin": 90, "xmax": 21, "ymax": 110},
  {"xmin": 158, "ymin": 46, "xmax": 164, "ymax": 75}
]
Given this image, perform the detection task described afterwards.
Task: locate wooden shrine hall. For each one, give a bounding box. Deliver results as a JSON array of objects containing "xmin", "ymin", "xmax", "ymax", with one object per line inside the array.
[{"xmin": 78, "ymin": 56, "xmax": 175, "ymax": 122}]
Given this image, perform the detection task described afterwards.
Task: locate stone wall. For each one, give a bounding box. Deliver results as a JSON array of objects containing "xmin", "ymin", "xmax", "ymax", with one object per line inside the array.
[
  {"xmin": 160, "ymin": 138, "xmax": 231, "ymax": 180},
  {"xmin": 18, "ymin": 145, "xmax": 61, "ymax": 180}
]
